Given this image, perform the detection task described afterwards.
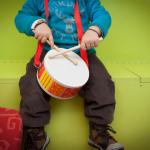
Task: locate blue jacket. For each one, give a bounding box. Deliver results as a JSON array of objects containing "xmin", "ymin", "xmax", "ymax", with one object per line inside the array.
[{"xmin": 15, "ymin": 0, "xmax": 111, "ymax": 53}]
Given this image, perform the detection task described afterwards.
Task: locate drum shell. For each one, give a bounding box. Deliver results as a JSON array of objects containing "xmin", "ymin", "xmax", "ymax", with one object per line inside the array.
[{"xmin": 37, "ymin": 63, "xmax": 80, "ymax": 100}]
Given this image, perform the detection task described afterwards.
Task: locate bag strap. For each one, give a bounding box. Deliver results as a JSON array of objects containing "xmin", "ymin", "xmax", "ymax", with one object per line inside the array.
[{"xmin": 34, "ymin": 0, "xmax": 49, "ymax": 68}]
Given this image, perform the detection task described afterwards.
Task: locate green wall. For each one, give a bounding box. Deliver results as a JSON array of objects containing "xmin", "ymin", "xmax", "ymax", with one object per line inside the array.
[
  {"xmin": 0, "ymin": 0, "xmax": 150, "ymax": 150},
  {"xmin": 101, "ymin": 0, "xmax": 150, "ymax": 63},
  {"xmin": 0, "ymin": 0, "xmax": 36, "ymax": 61}
]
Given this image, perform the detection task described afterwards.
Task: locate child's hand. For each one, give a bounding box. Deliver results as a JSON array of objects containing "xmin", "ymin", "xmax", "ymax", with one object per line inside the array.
[
  {"xmin": 32, "ymin": 23, "xmax": 54, "ymax": 47},
  {"xmin": 81, "ymin": 26, "xmax": 101, "ymax": 50}
]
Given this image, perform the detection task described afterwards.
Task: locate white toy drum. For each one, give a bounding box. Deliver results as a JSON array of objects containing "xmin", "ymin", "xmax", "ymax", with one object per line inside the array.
[{"xmin": 37, "ymin": 49, "xmax": 89, "ymax": 100}]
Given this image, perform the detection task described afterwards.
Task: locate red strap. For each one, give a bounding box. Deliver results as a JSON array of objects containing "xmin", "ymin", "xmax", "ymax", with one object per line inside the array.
[
  {"xmin": 74, "ymin": 0, "xmax": 89, "ymax": 66},
  {"xmin": 34, "ymin": 42, "xmax": 43, "ymax": 68},
  {"xmin": 44, "ymin": 0, "xmax": 49, "ymax": 20},
  {"xmin": 34, "ymin": 0, "xmax": 49, "ymax": 68}
]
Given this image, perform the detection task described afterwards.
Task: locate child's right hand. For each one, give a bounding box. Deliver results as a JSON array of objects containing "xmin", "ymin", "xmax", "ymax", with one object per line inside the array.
[{"xmin": 32, "ymin": 23, "xmax": 54, "ymax": 47}]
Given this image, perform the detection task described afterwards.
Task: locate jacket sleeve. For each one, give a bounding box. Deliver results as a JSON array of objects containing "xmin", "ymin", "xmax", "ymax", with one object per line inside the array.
[
  {"xmin": 85, "ymin": 0, "xmax": 112, "ymax": 38},
  {"xmin": 15, "ymin": 0, "xmax": 44, "ymax": 36}
]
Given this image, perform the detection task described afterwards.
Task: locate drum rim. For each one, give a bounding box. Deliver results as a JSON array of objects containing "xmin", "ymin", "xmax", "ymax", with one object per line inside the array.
[
  {"xmin": 36, "ymin": 72, "xmax": 79, "ymax": 100},
  {"xmin": 38, "ymin": 64, "xmax": 85, "ymax": 88},
  {"xmin": 43, "ymin": 50, "xmax": 89, "ymax": 88}
]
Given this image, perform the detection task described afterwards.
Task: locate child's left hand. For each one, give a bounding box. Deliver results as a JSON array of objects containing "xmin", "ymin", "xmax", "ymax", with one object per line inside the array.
[{"xmin": 81, "ymin": 26, "xmax": 102, "ymax": 50}]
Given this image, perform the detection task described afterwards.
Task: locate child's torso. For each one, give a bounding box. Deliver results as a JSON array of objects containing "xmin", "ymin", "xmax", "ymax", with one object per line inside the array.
[
  {"xmin": 37, "ymin": 0, "xmax": 89, "ymax": 46},
  {"xmin": 35, "ymin": 0, "xmax": 95, "ymax": 53}
]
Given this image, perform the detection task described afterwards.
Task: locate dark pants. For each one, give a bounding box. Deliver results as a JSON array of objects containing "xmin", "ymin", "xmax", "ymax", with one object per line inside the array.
[{"xmin": 19, "ymin": 51, "xmax": 116, "ymax": 127}]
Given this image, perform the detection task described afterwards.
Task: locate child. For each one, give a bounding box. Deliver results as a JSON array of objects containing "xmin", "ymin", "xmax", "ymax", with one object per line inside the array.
[{"xmin": 15, "ymin": 0, "xmax": 124, "ymax": 150}]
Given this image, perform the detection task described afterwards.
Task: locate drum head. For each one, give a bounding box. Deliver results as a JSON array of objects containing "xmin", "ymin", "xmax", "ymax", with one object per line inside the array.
[{"xmin": 44, "ymin": 49, "xmax": 89, "ymax": 88}]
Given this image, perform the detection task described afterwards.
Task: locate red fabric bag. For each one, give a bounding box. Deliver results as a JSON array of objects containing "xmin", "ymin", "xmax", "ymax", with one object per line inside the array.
[{"xmin": 0, "ymin": 107, "xmax": 22, "ymax": 150}]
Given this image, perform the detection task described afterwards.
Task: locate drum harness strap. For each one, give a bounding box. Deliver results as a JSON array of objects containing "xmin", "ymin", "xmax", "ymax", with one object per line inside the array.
[{"xmin": 34, "ymin": 0, "xmax": 89, "ymax": 68}]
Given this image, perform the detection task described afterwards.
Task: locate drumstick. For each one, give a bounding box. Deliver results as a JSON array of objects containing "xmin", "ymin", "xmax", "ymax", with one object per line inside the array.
[
  {"xmin": 53, "ymin": 45, "xmax": 78, "ymax": 65},
  {"xmin": 49, "ymin": 37, "xmax": 103, "ymax": 58},
  {"xmin": 46, "ymin": 40, "xmax": 78, "ymax": 65}
]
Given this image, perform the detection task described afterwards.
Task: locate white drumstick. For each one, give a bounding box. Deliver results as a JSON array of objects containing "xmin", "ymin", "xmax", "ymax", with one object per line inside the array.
[
  {"xmin": 46, "ymin": 40, "xmax": 78, "ymax": 65},
  {"xmin": 53, "ymin": 45, "xmax": 78, "ymax": 65},
  {"xmin": 49, "ymin": 37, "xmax": 103, "ymax": 58}
]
